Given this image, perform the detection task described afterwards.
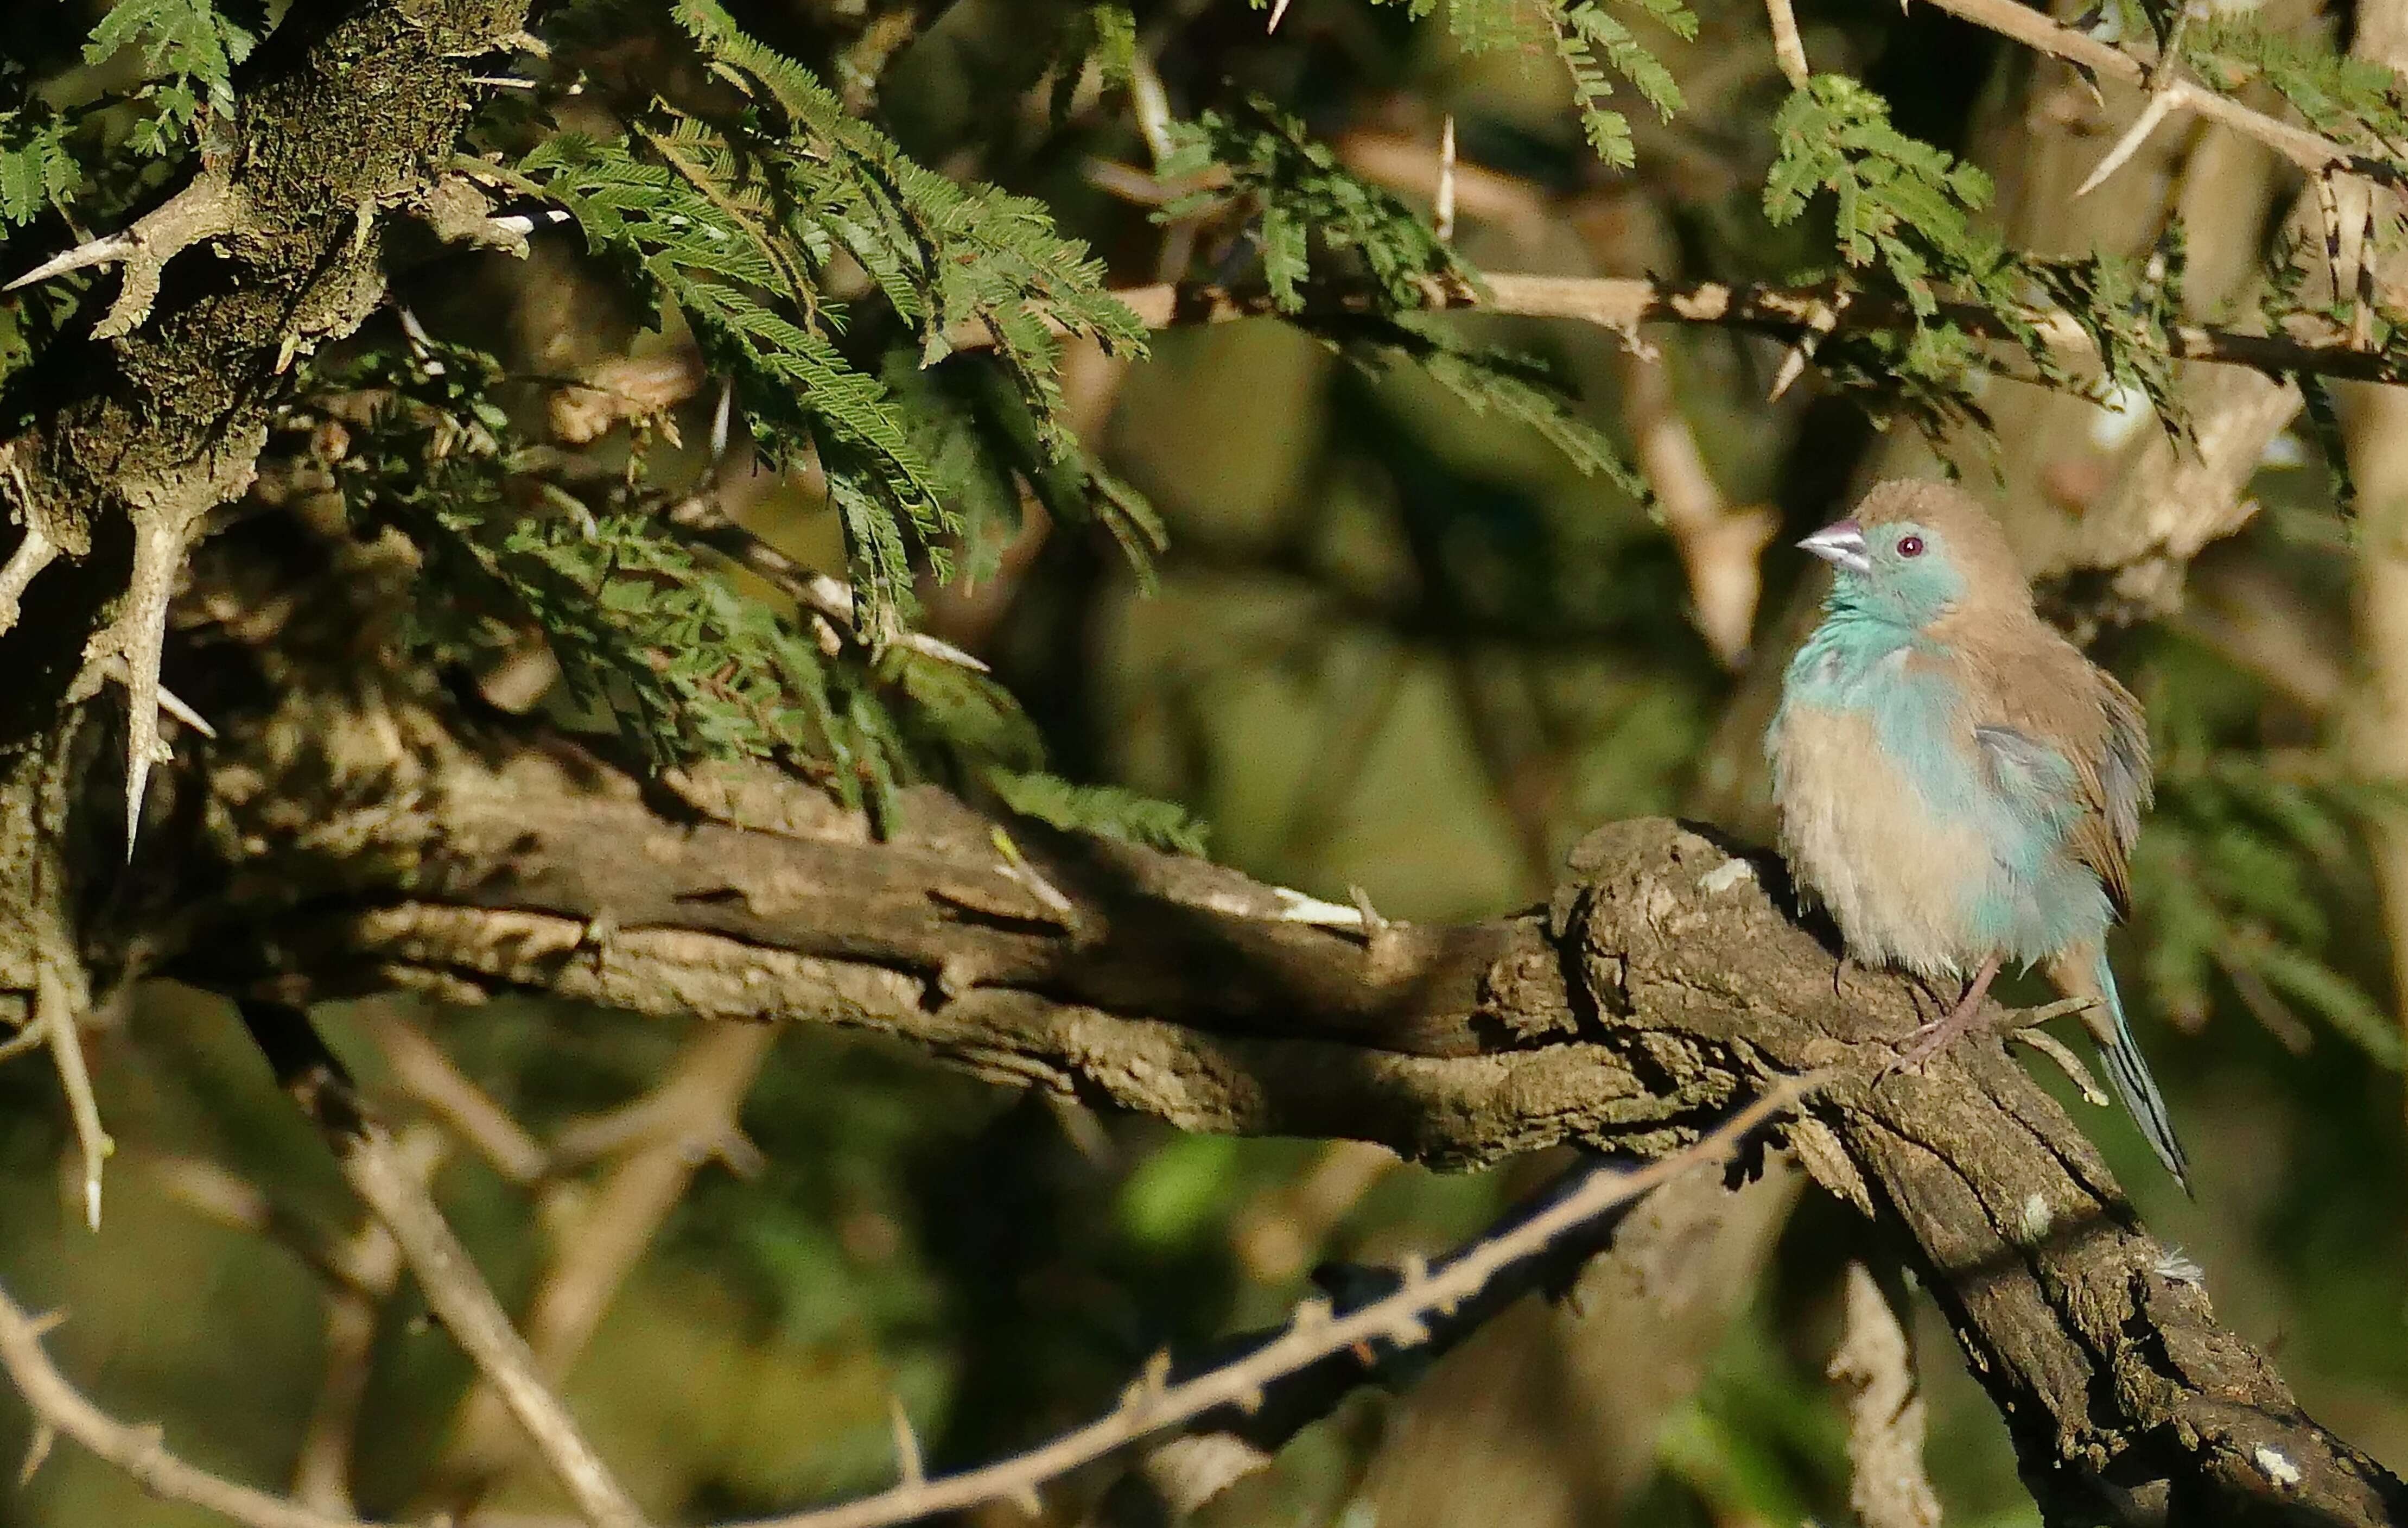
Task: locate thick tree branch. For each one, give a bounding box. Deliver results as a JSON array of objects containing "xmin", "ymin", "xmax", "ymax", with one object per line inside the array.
[{"xmin": 134, "ymin": 529, "xmax": 2407, "ymax": 1528}]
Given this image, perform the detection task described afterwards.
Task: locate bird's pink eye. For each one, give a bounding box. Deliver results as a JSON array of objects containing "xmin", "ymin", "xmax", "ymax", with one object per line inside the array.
[{"xmin": 1898, "ymin": 535, "xmax": 1925, "ymax": 557}]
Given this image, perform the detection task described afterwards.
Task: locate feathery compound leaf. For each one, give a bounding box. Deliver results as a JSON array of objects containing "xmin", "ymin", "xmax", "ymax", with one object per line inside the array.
[
  {"xmin": 0, "ymin": 112, "xmax": 80, "ymax": 227},
  {"xmin": 987, "ymin": 769, "xmax": 1210, "ymax": 854},
  {"xmin": 1161, "ymin": 98, "xmax": 1479, "ymax": 312},
  {"xmin": 1765, "ymin": 75, "xmax": 1997, "ymax": 313},
  {"xmin": 312, "ymin": 332, "xmax": 1192, "ymax": 832},
  {"xmin": 531, "ymin": 3, "xmax": 1147, "ymax": 617},
  {"xmin": 1548, "ymin": 2, "xmax": 1694, "ymax": 167},
  {"xmin": 1317, "ymin": 314, "xmax": 1652, "ymax": 499},
  {"xmin": 1362, "ymin": 0, "xmax": 1695, "ymax": 166},
  {"xmin": 2187, "ymin": 18, "xmax": 2408, "ymax": 157},
  {"xmin": 519, "ymin": 131, "xmax": 949, "ymax": 623},
  {"xmin": 82, "ymin": 0, "xmax": 257, "ymax": 144}
]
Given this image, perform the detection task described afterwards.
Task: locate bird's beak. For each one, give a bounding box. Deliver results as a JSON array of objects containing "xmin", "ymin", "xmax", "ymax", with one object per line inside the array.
[{"xmin": 1798, "ymin": 518, "xmax": 1871, "ymax": 574}]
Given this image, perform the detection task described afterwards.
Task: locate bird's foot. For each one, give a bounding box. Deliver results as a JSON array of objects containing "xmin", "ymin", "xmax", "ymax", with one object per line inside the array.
[{"xmin": 1884, "ymin": 965, "xmax": 2004, "ymax": 1077}]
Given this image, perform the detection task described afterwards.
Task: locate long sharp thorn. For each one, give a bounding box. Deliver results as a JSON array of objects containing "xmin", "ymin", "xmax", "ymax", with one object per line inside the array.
[
  {"xmin": 4, "ymin": 231, "xmax": 136, "ymax": 293},
  {"xmin": 888, "ymin": 1395, "xmax": 925, "ymax": 1487},
  {"xmin": 17, "ymin": 1424, "xmax": 52, "ymax": 1486},
  {"xmin": 2075, "ymin": 91, "xmax": 2176, "ymax": 198},
  {"xmin": 153, "ymin": 680, "xmax": 215, "ymax": 739}
]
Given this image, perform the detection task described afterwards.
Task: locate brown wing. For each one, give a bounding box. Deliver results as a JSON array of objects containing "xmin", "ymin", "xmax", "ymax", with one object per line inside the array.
[{"xmin": 1958, "ymin": 630, "xmax": 2151, "ymax": 917}]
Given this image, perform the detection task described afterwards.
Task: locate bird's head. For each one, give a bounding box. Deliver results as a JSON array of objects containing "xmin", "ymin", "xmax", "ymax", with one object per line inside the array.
[{"xmin": 1797, "ymin": 480, "xmax": 2031, "ymax": 632}]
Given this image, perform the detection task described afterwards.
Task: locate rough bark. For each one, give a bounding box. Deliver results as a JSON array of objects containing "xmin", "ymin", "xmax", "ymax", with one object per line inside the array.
[
  {"xmin": 71, "ymin": 521, "xmax": 2393, "ymax": 1528},
  {"xmin": 0, "ymin": 0, "xmax": 531, "ymax": 1037}
]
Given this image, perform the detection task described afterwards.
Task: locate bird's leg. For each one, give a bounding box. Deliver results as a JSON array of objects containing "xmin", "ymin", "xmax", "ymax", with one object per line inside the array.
[
  {"xmin": 1888, "ymin": 952, "xmax": 2004, "ymax": 1074},
  {"xmin": 1897, "ymin": 971, "xmax": 1951, "ymax": 1023}
]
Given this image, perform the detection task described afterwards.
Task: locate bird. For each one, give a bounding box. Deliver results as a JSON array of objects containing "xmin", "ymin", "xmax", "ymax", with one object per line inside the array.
[{"xmin": 1765, "ymin": 480, "xmax": 2190, "ymax": 1190}]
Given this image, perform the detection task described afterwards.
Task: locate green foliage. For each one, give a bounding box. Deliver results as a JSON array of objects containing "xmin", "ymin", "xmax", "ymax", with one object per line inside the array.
[
  {"xmin": 2187, "ymin": 18, "xmax": 2408, "ymax": 154},
  {"xmin": 1, "ymin": 0, "xmax": 260, "ymax": 232},
  {"xmin": 1052, "ymin": 5, "xmax": 1138, "ymax": 122},
  {"xmin": 1758, "ymin": 74, "xmax": 2200, "ymax": 439},
  {"xmin": 1764, "ymin": 75, "xmax": 1999, "ymax": 317},
  {"xmin": 1161, "ymin": 98, "xmax": 1479, "ymax": 314},
  {"xmin": 2137, "ymin": 752, "xmax": 2405, "ymax": 1069},
  {"xmin": 1543, "ymin": 0, "xmax": 1697, "ymax": 167},
  {"xmin": 82, "ymin": 0, "xmax": 257, "ymax": 154},
  {"xmin": 519, "ymin": 1, "xmax": 1151, "ymax": 631},
  {"xmin": 2025, "ymin": 234, "xmax": 2191, "ymax": 434},
  {"xmin": 1323, "ymin": 314, "xmax": 1653, "ymax": 502},
  {"xmin": 312, "ymin": 328, "xmax": 1200, "ymax": 848},
  {"xmin": 317, "ymin": 336, "xmax": 899, "ymax": 798},
  {"xmin": 987, "ymin": 769, "xmax": 1210, "ymax": 854},
  {"xmin": 1158, "ymin": 103, "xmax": 1645, "ymax": 493},
  {"xmin": 1335, "ymin": 0, "xmax": 1698, "ymax": 167},
  {"xmin": 0, "ymin": 108, "xmax": 77, "ymax": 229}
]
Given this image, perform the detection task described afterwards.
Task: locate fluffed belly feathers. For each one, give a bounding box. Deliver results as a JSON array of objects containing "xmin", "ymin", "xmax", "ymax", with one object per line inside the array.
[{"xmin": 1768, "ymin": 702, "xmax": 2111, "ymax": 979}]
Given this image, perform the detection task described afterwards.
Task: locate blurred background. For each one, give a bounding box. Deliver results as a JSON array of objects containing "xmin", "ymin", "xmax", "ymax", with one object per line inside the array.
[{"xmin": 2, "ymin": 0, "xmax": 2405, "ymax": 1525}]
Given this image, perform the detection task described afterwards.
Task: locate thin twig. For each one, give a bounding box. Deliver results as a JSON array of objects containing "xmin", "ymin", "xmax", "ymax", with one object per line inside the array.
[
  {"xmin": 660, "ymin": 496, "xmax": 990, "ymax": 672},
  {"xmin": 1767, "ymin": 0, "xmax": 1812, "ymax": 89},
  {"xmin": 366, "ymin": 1011, "xmax": 549, "ymax": 1184},
  {"xmin": 720, "ymin": 1081, "xmax": 1814, "ymax": 1528},
  {"xmin": 951, "ymin": 271, "xmax": 2408, "ymax": 384},
  {"xmin": 2008, "ymin": 1026, "xmax": 2110, "ymax": 1106},
  {"xmin": 295, "ymin": 1124, "xmax": 447, "ymax": 1516},
  {"xmin": 1919, "ymin": 0, "xmax": 2405, "ymax": 187},
  {"xmin": 0, "ymin": 1280, "xmax": 393, "ymax": 1528},
  {"xmin": 441, "ymin": 1025, "xmax": 774, "ymax": 1510},
  {"xmin": 237, "ymin": 1004, "xmax": 650, "ymax": 1528}
]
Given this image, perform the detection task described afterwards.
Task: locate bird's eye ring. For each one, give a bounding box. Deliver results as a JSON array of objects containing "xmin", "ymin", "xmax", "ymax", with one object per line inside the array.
[{"xmin": 1897, "ymin": 534, "xmax": 1925, "ymax": 558}]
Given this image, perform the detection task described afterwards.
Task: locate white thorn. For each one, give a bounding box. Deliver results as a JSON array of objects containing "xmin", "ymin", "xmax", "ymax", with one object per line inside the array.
[
  {"xmin": 4, "ymin": 231, "xmax": 137, "ymax": 293},
  {"xmin": 153, "ymin": 678, "xmax": 216, "ymax": 739},
  {"xmin": 397, "ymin": 303, "xmax": 446, "ymax": 372},
  {"xmin": 711, "ymin": 376, "xmax": 735, "ymax": 465},
  {"xmin": 1266, "ymin": 0, "xmax": 1293, "ymax": 31},
  {"xmin": 2075, "ymin": 90, "xmax": 2177, "ymax": 198},
  {"xmin": 888, "ymin": 1395, "xmax": 925, "ymax": 1487},
  {"xmin": 895, "ymin": 631, "xmax": 991, "ymax": 673},
  {"xmin": 485, "ymin": 206, "xmax": 571, "ymax": 237},
  {"xmin": 104, "ymin": 655, "xmax": 213, "ymax": 738},
  {"xmin": 1768, "ymin": 342, "xmax": 1812, "ymax": 402},
  {"xmin": 38, "ymin": 967, "xmax": 108, "ymax": 1232},
  {"xmin": 17, "ymin": 1424, "xmax": 52, "ymax": 1486},
  {"xmin": 1434, "ymin": 116, "xmax": 1458, "ymax": 243},
  {"xmin": 1273, "ymin": 887, "xmax": 1366, "ymax": 927}
]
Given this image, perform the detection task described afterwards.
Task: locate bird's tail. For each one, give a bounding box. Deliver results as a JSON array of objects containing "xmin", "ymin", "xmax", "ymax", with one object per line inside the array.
[{"xmin": 2061, "ymin": 949, "xmax": 2191, "ymax": 1194}]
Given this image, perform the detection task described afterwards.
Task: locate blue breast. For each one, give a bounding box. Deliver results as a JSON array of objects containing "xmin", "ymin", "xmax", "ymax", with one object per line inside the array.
[{"xmin": 1776, "ymin": 611, "xmax": 2111, "ymax": 966}]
